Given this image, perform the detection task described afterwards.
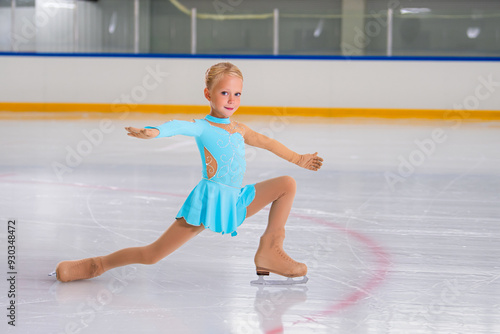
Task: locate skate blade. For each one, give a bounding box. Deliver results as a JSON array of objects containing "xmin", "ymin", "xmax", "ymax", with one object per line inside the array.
[
  {"xmin": 48, "ymin": 271, "xmax": 57, "ymax": 277},
  {"xmin": 250, "ymin": 275, "xmax": 308, "ymax": 286}
]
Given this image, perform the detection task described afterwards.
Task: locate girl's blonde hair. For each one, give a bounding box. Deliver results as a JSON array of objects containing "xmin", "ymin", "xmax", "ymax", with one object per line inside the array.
[{"xmin": 205, "ymin": 62, "xmax": 243, "ymax": 91}]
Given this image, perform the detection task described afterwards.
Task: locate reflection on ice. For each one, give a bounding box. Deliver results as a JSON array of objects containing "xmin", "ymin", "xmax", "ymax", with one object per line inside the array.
[{"xmin": 1, "ymin": 116, "xmax": 499, "ymax": 333}]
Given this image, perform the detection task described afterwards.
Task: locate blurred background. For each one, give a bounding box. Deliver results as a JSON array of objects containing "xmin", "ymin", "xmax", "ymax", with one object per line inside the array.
[{"xmin": 1, "ymin": 0, "xmax": 499, "ymax": 57}]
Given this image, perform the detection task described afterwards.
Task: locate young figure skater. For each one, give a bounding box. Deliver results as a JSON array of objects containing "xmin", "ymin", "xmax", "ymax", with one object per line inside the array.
[{"xmin": 54, "ymin": 62, "xmax": 323, "ymax": 284}]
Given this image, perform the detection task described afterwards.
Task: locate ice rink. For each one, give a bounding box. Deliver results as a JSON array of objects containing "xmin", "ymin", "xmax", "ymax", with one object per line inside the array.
[{"xmin": 1, "ymin": 113, "xmax": 499, "ymax": 334}]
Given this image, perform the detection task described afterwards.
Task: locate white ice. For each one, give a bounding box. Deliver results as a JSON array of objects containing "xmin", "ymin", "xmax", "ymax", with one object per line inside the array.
[{"xmin": 1, "ymin": 114, "xmax": 499, "ymax": 334}]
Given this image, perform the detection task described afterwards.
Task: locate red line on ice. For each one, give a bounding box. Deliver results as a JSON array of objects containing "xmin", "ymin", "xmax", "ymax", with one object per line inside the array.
[
  {"xmin": 269, "ymin": 213, "xmax": 391, "ymax": 332},
  {"xmin": 2, "ymin": 177, "xmax": 391, "ymax": 332}
]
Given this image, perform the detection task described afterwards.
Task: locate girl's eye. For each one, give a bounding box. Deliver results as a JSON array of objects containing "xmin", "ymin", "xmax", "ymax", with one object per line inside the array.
[{"xmin": 220, "ymin": 91, "xmax": 241, "ymax": 97}]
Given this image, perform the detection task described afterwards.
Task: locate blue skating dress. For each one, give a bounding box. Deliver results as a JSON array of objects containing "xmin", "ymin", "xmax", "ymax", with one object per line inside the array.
[{"xmin": 146, "ymin": 115, "xmax": 256, "ymax": 236}]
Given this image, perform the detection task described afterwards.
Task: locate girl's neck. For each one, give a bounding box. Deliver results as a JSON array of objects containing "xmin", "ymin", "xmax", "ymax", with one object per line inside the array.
[{"xmin": 205, "ymin": 114, "xmax": 231, "ymax": 124}]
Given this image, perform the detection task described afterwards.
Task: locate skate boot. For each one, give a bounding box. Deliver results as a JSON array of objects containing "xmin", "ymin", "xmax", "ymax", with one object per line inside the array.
[
  {"xmin": 53, "ymin": 257, "xmax": 105, "ymax": 283},
  {"xmin": 252, "ymin": 233, "xmax": 308, "ymax": 285}
]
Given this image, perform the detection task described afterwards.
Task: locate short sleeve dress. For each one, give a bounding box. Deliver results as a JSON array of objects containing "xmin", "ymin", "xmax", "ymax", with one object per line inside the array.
[{"xmin": 146, "ymin": 115, "xmax": 256, "ymax": 236}]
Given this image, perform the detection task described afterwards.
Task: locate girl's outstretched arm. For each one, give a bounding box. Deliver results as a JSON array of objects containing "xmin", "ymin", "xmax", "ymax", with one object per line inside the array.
[
  {"xmin": 125, "ymin": 127, "xmax": 159, "ymax": 139},
  {"xmin": 240, "ymin": 123, "xmax": 323, "ymax": 171}
]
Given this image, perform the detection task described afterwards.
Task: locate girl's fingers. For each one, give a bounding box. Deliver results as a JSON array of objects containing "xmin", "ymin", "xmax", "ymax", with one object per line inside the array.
[
  {"xmin": 310, "ymin": 158, "xmax": 323, "ymax": 170},
  {"xmin": 125, "ymin": 127, "xmax": 143, "ymax": 134},
  {"xmin": 303, "ymin": 154, "xmax": 323, "ymax": 171}
]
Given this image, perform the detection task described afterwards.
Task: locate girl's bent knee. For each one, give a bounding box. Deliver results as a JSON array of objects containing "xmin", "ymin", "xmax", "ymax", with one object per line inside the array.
[{"xmin": 280, "ymin": 175, "xmax": 296, "ymax": 192}]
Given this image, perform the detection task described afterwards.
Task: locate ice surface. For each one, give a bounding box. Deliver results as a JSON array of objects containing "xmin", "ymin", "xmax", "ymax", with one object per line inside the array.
[{"xmin": 0, "ymin": 114, "xmax": 499, "ymax": 334}]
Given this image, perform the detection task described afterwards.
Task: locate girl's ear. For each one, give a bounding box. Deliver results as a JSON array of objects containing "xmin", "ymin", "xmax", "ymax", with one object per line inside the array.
[{"xmin": 204, "ymin": 88, "xmax": 211, "ymax": 101}]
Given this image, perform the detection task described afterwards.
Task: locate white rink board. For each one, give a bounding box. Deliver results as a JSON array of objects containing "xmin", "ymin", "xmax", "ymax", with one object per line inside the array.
[{"xmin": 1, "ymin": 56, "xmax": 500, "ymax": 111}]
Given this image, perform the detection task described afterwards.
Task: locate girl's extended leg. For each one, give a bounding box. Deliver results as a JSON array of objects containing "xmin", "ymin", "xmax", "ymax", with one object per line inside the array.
[
  {"xmin": 246, "ymin": 176, "xmax": 307, "ymax": 278},
  {"xmin": 56, "ymin": 218, "xmax": 204, "ymax": 282}
]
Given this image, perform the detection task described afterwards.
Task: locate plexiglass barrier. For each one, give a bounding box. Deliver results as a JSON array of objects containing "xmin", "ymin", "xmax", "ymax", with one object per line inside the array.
[{"xmin": 0, "ymin": 0, "xmax": 499, "ymax": 57}]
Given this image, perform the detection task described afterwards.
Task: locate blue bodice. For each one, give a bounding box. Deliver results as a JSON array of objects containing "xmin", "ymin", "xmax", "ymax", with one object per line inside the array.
[{"xmin": 146, "ymin": 117, "xmax": 246, "ymax": 188}]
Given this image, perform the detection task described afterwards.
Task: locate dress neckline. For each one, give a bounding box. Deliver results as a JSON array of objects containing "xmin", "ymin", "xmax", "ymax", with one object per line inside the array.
[{"xmin": 205, "ymin": 114, "xmax": 230, "ymax": 124}]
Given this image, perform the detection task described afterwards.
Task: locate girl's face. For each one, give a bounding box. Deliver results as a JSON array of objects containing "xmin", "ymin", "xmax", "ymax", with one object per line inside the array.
[{"xmin": 204, "ymin": 74, "xmax": 243, "ymax": 118}]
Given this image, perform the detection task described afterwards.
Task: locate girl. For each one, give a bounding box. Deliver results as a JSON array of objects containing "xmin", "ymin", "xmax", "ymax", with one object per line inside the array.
[{"xmin": 55, "ymin": 62, "xmax": 323, "ymax": 284}]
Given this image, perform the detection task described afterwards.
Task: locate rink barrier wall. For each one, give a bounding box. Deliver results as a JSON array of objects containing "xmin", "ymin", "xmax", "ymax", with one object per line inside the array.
[
  {"xmin": 1, "ymin": 53, "xmax": 500, "ymax": 119},
  {"xmin": 2, "ymin": 103, "xmax": 500, "ymax": 120}
]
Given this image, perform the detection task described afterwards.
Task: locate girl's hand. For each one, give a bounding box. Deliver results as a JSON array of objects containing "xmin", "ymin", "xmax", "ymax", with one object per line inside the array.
[
  {"xmin": 298, "ymin": 152, "xmax": 323, "ymax": 171},
  {"xmin": 125, "ymin": 127, "xmax": 159, "ymax": 139}
]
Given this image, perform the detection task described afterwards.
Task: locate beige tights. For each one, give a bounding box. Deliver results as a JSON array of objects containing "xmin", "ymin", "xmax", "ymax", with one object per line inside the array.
[
  {"xmin": 56, "ymin": 218, "xmax": 204, "ymax": 282},
  {"xmin": 101, "ymin": 175, "xmax": 299, "ymax": 273},
  {"xmin": 247, "ymin": 176, "xmax": 307, "ymax": 277},
  {"xmin": 246, "ymin": 175, "xmax": 296, "ymax": 233},
  {"xmin": 57, "ymin": 175, "xmax": 303, "ymax": 282},
  {"xmin": 100, "ymin": 218, "xmax": 205, "ymax": 271}
]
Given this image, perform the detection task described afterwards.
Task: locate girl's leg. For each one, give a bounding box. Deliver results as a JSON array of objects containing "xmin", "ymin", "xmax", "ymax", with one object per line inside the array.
[
  {"xmin": 56, "ymin": 218, "xmax": 204, "ymax": 282},
  {"xmin": 246, "ymin": 176, "xmax": 307, "ymax": 278},
  {"xmin": 246, "ymin": 175, "xmax": 296, "ymax": 234}
]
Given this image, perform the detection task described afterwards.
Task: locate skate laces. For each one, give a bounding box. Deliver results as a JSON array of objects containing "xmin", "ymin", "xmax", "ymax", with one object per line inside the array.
[{"xmin": 274, "ymin": 245, "xmax": 301, "ymax": 265}]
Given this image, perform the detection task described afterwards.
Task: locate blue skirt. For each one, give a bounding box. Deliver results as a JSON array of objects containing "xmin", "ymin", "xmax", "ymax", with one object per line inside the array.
[{"xmin": 176, "ymin": 178, "xmax": 256, "ymax": 236}]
